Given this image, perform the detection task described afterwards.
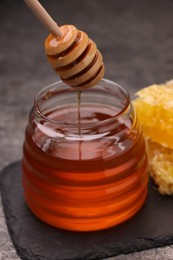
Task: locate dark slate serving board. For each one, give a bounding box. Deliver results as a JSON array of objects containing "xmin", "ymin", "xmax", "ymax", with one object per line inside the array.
[{"xmin": 0, "ymin": 161, "xmax": 173, "ymax": 260}]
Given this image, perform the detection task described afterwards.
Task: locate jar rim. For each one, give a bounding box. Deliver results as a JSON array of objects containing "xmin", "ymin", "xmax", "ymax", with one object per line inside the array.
[{"xmin": 34, "ymin": 79, "xmax": 131, "ymax": 129}]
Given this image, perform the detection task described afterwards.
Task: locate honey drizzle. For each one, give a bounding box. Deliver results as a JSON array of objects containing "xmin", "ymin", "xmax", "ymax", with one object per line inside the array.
[{"xmin": 76, "ymin": 90, "xmax": 82, "ymax": 159}]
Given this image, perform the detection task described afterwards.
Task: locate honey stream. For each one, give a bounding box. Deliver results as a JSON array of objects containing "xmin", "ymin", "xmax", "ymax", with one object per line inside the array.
[{"xmin": 76, "ymin": 91, "xmax": 82, "ymax": 160}]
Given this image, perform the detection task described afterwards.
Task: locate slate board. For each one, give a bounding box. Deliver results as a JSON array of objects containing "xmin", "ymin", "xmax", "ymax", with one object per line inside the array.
[{"xmin": 0, "ymin": 161, "xmax": 173, "ymax": 260}]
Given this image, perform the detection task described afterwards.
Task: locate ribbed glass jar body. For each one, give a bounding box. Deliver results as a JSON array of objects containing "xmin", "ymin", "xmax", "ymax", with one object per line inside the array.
[{"xmin": 22, "ymin": 79, "xmax": 148, "ymax": 231}]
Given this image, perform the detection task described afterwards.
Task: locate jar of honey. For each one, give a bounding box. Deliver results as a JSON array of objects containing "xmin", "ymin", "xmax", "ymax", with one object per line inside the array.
[{"xmin": 22, "ymin": 79, "xmax": 148, "ymax": 231}]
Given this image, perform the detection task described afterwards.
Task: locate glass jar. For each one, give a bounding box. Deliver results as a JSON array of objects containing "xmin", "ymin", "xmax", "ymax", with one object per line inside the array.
[{"xmin": 22, "ymin": 79, "xmax": 148, "ymax": 231}]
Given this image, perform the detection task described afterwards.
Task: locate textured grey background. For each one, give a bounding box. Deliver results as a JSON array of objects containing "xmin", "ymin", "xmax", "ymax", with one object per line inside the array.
[{"xmin": 0, "ymin": 0, "xmax": 173, "ymax": 259}]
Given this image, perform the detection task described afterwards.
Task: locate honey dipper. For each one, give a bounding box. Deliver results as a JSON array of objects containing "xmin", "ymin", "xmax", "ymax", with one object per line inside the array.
[{"xmin": 24, "ymin": 0, "xmax": 105, "ymax": 91}]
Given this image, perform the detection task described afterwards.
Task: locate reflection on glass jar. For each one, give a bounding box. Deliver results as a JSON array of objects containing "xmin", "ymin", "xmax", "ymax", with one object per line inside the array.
[{"xmin": 22, "ymin": 79, "xmax": 148, "ymax": 231}]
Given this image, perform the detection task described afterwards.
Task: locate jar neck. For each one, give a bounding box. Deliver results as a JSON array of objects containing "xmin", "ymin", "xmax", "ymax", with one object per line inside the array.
[{"xmin": 33, "ymin": 79, "xmax": 134, "ymax": 139}]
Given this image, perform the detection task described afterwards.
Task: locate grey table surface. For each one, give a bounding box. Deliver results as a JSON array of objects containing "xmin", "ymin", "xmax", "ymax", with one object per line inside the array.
[{"xmin": 1, "ymin": 0, "xmax": 173, "ymax": 259}]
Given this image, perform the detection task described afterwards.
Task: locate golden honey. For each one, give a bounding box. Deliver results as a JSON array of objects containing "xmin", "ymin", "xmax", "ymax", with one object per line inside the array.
[{"xmin": 22, "ymin": 79, "xmax": 148, "ymax": 231}]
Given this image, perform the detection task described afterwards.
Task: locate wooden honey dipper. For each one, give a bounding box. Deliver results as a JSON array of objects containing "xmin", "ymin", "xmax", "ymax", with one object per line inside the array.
[{"xmin": 24, "ymin": 0, "xmax": 105, "ymax": 91}]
